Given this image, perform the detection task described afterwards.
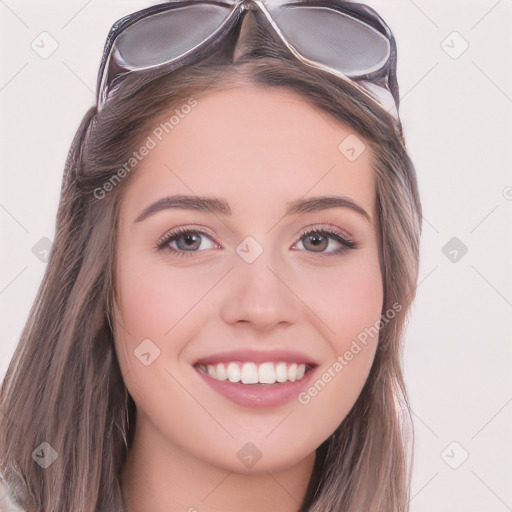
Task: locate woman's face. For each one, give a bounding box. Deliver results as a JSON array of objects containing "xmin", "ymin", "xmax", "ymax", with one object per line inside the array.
[{"xmin": 113, "ymin": 84, "xmax": 383, "ymax": 474}]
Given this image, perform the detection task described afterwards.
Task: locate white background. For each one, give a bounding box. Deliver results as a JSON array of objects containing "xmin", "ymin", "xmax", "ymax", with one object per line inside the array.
[{"xmin": 1, "ymin": 1, "xmax": 511, "ymax": 510}]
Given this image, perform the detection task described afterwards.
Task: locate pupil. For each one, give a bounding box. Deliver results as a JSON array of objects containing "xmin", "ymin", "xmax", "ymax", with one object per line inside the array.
[
  {"xmin": 306, "ymin": 233, "xmax": 327, "ymax": 251},
  {"xmin": 178, "ymin": 233, "xmax": 200, "ymax": 250}
]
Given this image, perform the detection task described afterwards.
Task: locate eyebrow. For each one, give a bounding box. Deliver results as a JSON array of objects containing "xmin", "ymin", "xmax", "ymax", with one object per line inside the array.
[{"xmin": 134, "ymin": 194, "xmax": 371, "ymax": 223}]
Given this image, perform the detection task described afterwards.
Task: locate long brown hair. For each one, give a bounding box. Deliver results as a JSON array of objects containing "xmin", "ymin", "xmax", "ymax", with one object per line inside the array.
[{"xmin": 0, "ymin": 11, "xmax": 421, "ymax": 512}]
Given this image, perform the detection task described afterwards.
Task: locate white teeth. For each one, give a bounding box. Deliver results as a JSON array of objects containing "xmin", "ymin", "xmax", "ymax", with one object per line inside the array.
[
  {"xmin": 200, "ymin": 361, "xmax": 311, "ymax": 384},
  {"xmin": 258, "ymin": 362, "xmax": 276, "ymax": 384},
  {"xmin": 227, "ymin": 362, "xmax": 241, "ymax": 383},
  {"xmin": 288, "ymin": 363, "xmax": 297, "ymax": 382},
  {"xmin": 240, "ymin": 362, "xmax": 258, "ymax": 384},
  {"xmin": 216, "ymin": 363, "xmax": 227, "ymax": 381},
  {"xmin": 275, "ymin": 362, "xmax": 288, "ymax": 382}
]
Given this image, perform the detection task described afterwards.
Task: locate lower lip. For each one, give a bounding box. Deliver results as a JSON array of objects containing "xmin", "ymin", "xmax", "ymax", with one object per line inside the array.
[{"xmin": 193, "ymin": 365, "xmax": 317, "ymax": 408}]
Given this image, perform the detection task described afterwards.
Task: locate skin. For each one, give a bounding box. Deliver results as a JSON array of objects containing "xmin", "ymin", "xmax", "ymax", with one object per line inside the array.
[{"xmin": 113, "ymin": 84, "xmax": 383, "ymax": 512}]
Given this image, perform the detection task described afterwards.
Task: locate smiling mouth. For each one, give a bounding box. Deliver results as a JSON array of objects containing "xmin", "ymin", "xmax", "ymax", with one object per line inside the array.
[{"xmin": 194, "ymin": 361, "xmax": 314, "ymax": 385}]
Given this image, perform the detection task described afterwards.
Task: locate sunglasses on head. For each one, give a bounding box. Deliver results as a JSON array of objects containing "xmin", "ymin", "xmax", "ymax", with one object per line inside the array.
[{"xmin": 96, "ymin": 0, "xmax": 400, "ymax": 119}]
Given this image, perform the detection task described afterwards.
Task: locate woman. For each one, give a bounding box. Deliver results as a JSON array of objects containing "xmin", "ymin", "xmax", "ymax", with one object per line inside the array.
[{"xmin": 0, "ymin": 1, "xmax": 422, "ymax": 511}]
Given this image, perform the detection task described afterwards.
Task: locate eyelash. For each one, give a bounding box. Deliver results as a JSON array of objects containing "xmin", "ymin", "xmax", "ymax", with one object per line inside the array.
[{"xmin": 155, "ymin": 225, "xmax": 357, "ymax": 258}]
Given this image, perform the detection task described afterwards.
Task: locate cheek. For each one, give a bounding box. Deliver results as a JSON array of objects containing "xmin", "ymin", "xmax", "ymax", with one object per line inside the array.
[
  {"xmin": 112, "ymin": 254, "xmax": 220, "ymax": 418},
  {"xmin": 114, "ymin": 252, "xmax": 220, "ymax": 341},
  {"xmin": 112, "ymin": 248, "xmax": 229, "ymax": 388},
  {"xmin": 325, "ymin": 266, "xmax": 383, "ymax": 347},
  {"xmin": 291, "ymin": 253, "xmax": 383, "ymax": 428},
  {"xmin": 295, "ymin": 251, "xmax": 383, "ymax": 350}
]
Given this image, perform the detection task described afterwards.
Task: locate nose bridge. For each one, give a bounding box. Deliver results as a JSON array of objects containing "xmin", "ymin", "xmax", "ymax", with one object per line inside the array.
[
  {"xmin": 238, "ymin": 239, "xmax": 279, "ymax": 289},
  {"xmin": 218, "ymin": 236, "xmax": 300, "ymax": 329}
]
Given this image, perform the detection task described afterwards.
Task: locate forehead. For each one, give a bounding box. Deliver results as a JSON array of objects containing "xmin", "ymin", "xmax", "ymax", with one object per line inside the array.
[{"xmin": 121, "ymin": 85, "xmax": 375, "ymax": 222}]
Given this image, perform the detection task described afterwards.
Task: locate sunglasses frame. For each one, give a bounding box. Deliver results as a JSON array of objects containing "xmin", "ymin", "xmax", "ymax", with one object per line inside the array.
[{"xmin": 96, "ymin": 0, "xmax": 400, "ymax": 118}]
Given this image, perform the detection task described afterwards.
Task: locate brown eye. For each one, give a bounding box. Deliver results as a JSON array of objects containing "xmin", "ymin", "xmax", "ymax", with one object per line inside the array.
[
  {"xmin": 156, "ymin": 228, "xmax": 219, "ymax": 257},
  {"xmin": 174, "ymin": 232, "xmax": 202, "ymax": 251},
  {"xmin": 302, "ymin": 232, "xmax": 329, "ymax": 252},
  {"xmin": 295, "ymin": 228, "xmax": 356, "ymax": 255}
]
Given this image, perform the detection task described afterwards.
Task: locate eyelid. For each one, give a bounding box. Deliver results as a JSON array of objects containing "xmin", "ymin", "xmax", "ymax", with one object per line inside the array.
[
  {"xmin": 155, "ymin": 225, "xmax": 220, "ymax": 253},
  {"xmin": 291, "ymin": 223, "xmax": 357, "ymax": 254},
  {"xmin": 292, "ymin": 223, "xmax": 355, "ymax": 245}
]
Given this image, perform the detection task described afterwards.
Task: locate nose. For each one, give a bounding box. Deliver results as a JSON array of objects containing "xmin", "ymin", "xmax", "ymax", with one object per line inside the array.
[{"xmin": 218, "ymin": 248, "xmax": 301, "ymax": 331}]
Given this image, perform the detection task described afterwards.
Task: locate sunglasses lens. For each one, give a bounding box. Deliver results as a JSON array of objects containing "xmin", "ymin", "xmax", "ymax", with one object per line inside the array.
[
  {"xmin": 268, "ymin": 6, "xmax": 390, "ymax": 78},
  {"xmin": 113, "ymin": 5, "xmax": 232, "ymax": 69}
]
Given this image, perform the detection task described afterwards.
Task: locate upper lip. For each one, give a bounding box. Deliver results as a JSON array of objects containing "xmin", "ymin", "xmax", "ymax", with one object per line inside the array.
[{"xmin": 193, "ymin": 349, "xmax": 319, "ymax": 367}]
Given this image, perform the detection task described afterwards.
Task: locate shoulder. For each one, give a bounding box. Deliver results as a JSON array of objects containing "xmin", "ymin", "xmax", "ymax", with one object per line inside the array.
[{"xmin": 0, "ymin": 476, "xmax": 27, "ymax": 512}]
